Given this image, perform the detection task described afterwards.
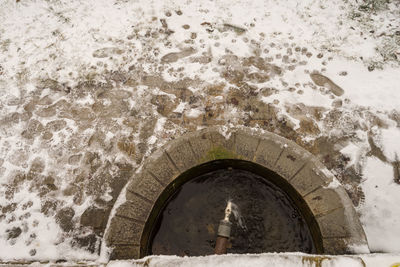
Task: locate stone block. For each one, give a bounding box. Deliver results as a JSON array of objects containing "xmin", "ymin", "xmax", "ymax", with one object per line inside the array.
[
  {"xmin": 144, "ymin": 150, "xmax": 179, "ymax": 185},
  {"xmin": 187, "ymin": 128, "xmax": 237, "ymax": 162},
  {"xmin": 234, "ymin": 129, "xmax": 260, "ymax": 161},
  {"xmin": 304, "ymin": 187, "xmax": 344, "ymax": 216},
  {"xmin": 274, "ymin": 141, "xmax": 312, "ymax": 180},
  {"xmin": 126, "ymin": 171, "xmax": 164, "ymax": 203},
  {"xmin": 106, "ymin": 216, "xmax": 144, "ymax": 245},
  {"xmin": 164, "ymin": 139, "xmax": 198, "ymax": 172},
  {"xmin": 115, "ymin": 199, "xmax": 152, "ymax": 223},
  {"xmin": 208, "ymin": 128, "xmax": 235, "ymax": 152},
  {"xmin": 254, "ymin": 135, "xmax": 285, "ymax": 170},
  {"xmin": 110, "ymin": 244, "xmax": 140, "ymax": 260},
  {"xmin": 317, "ymin": 208, "xmax": 352, "ymax": 238},
  {"xmin": 290, "ymin": 160, "xmax": 332, "ymax": 197},
  {"xmin": 186, "ymin": 130, "xmax": 213, "ymax": 162}
]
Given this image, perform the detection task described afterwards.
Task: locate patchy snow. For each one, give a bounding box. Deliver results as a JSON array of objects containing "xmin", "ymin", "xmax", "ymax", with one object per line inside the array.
[
  {"xmin": 377, "ymin": 127, "xmax": 400, "ymax": 162},
  {"xmin": 323, "ymin": 178, "xmax": 342, "ymax": 189},
  {"xmin": 107, "ymin": 253, "xmax": 400, "ymax": 267},
  {"xmin": 0, "ymin": 0, "xmax": 399, "ymax": 261},
  {"xmin": 359, "ymin": 157, "xmax": 400, "ymax": 253}
]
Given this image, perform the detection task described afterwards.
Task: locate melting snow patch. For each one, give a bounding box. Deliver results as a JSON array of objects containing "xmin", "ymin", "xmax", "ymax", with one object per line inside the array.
[{"xmin": 359, "ymin": 157, "xmax": 400, "ymax": 252}]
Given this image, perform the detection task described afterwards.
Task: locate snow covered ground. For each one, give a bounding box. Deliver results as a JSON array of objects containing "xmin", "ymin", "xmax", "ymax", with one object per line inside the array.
[
  {"xmin": 0, "ymin": 0, "xmax": 399, "ymax": 262},
  {"xmin": 109, "ymin": 253, "xmax": 400, "ymax": 267}
]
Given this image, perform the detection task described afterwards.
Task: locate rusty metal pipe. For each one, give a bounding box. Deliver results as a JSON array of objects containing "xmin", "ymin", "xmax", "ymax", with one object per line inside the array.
[
  {"xmin": 214, "ymin": 202, "xmax": 233, "ymax": 254},
  {"xmin": 215, "ymin": 235, "xmax": 229, "ymax": 254}
]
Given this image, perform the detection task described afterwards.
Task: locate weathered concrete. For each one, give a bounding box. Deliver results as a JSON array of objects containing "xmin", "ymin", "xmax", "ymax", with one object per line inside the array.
[{"xmin": 105, "ymin": 126, "xmax": 369, "ymax": 259}]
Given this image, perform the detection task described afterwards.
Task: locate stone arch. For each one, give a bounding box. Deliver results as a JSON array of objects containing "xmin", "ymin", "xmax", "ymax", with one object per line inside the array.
[{"xmin": 104, "ymin": 126, "xmax": 369, "ymax": 259}]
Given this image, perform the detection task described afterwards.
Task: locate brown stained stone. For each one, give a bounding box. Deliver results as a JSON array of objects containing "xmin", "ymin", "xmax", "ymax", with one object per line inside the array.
[
  {"xmin": 310, "ymin": 73, "xmax": 344, "ymax": 96},
  {"xmin": 317, "ymin": 208, "xmax": 353, "ymax": 238},
  {"xmin": 110, "ymin": 244, "xmax": 141, "ymax": 260},
  {"xmin": 304, "ymin": 187, "xmax": 345, "ymax": 216},
  {"xmin": 290, "ymin": 160, "xmax": 333, "ymax": 196},
  {"xmin": 117, "ymin": 140, "xmax": 136, "ymax": 159},
  {"xmin": 144, "ymin": 150, "xmax": 180, "ymax": 185},
  {"xmin": 299, "ymin": 118, "xmax": 321, "ymax": 136},
  {"xmin": 106, "ymin": 216, "xmax": 144, "ymax": 245},
  {"xmin": 274, "ymin": 141, "xmax": 312, "ymax": 180},
  {"xmin": 150, "ymin": 95, "xmax": 178, "ymax": 117},
  {"xmin": 164, "ymin": 139, "xmax": 198, "ymax": 172},
  {"xmin": 126, "ymin": 171, "xmax": 164, "ymax": 203},
  {"xmin": 234, "ymin": 130, "xmax": 261, "ymax": 160},
  {"xmin": 116, "ymin": 198, "xmax": 152, "ymax": 222}
]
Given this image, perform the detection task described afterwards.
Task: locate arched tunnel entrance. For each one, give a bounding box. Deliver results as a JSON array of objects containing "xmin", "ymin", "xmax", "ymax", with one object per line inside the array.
[{"xmin": 104, "ymin": 127, "xmax": 369, "ymax": 259}]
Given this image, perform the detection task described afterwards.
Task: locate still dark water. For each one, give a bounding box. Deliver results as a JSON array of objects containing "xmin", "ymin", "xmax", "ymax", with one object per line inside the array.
[{"xmin": 151, "ymin": 168, "xmax": 316, "ymax": 256}]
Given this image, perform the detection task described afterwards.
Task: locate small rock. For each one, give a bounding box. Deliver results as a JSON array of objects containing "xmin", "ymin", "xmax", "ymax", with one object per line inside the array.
[
  {"xmin": 6, "ymin": 227, "xmax": 22, "ymax": 239},
  {"xmin": 80, "ymin": 207, "xmax": 108, "ymax": 231},
  {"xmin": 332, "ymin": 99, "xmax": 343, "ymax": 108},
  {"xmin": 222, "ymin": 23, "xmax": 246, "ymax": 34},
  {"xmin": 368, "ymin": 65, "xmax": 375, "ymax": 72},
  {"xmin": 56, "ymin": 207, "xmax": 75, "ymax": 232}
]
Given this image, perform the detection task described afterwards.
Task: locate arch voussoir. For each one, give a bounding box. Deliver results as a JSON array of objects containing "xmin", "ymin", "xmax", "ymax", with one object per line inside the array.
[{"xmin": 104, "ymin": 126, "xmax": 369, "ymax": 259}]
